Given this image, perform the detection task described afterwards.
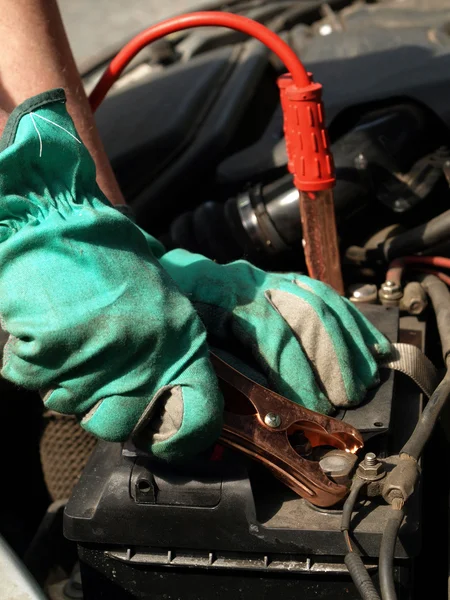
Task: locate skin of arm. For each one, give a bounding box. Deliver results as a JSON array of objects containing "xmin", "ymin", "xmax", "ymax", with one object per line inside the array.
[{"xmin": 0, "ymin": 0, "xmax": 124, "ymax": 205}]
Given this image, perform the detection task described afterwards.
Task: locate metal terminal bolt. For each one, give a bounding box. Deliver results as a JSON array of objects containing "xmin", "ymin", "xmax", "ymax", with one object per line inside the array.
[
  {"xmin": 349, "ymin": 283, "xmax": 378, "ymax": 304},
  {"xmin": 381, "ymin": 281, "xmax": 401, "ymax": 295},
  {"xmin": 264, "ymin": 412, "xmax": 281, "ymax": 428},
  {"xmin": 379, "ymin": 280, "xmax": 403, "ymax": 306},
  {"xmin": 319, "ymin": 450, "xmax": 357, "ymax": 484},
  {"xmin": 363, "ymin": 452, "xmax": 378, "ymax": 467},
  {"xmin": 357, "ymin": 452, "xmax": 385, "ymax": 481}
]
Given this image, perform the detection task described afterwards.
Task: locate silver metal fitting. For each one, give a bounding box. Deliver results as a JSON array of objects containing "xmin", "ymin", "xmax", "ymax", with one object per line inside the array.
[
  {"xmin": 319, "ymin": 449, "xmax": 357, "ymax": 484},
  {"xmin": 379, "ymin": 280, "xmax": 403, "ymax": 306},
  {"xmin": 399, "ymin": 281, "xmax": 428, "ymax": 315},
  {"xmin": 348, "ymin": 283, "xmax": 378, "ymax": 305},
  {"xmin": 264, "ymin": 412, "xmax": 281, "ymax": 428},
  {"xmin": 357, "ymin": 453, "xmax": 385, "ymax": 481},
  {"xmin": 382, "ymin": 454, "xmax": 420, "ymax": 505},
  {"xmin": 363, "ymin": 452, "xmax": 377, "ymax": 467}
]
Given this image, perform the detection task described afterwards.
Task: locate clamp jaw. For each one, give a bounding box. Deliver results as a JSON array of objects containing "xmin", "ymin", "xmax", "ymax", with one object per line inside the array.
[{"xmin": 211, "ymin": 353, "xmax": 363, "ymax": 507}]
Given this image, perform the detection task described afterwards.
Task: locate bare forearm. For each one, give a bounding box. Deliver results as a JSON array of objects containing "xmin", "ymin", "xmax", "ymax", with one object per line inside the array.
[{"xmin": 0, "ymin": 0, "xmax": 124, "ymax": 205}]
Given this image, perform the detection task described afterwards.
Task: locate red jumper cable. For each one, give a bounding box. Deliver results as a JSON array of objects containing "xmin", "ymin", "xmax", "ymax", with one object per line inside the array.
[{"xmin": 89, "ymin": 12, "xmax": 344, "ymax": 294}]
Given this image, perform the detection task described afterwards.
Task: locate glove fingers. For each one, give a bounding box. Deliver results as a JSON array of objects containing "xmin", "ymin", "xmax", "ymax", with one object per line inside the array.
[
  {"xmin": 78, "ymin": 362, "xmax": 223, "ymax": 464},
  {"xmin": 293, "ymin": 277, "xmax": 383, "ymax": 393},
  {"xmin": 266, "ymin": 286, "xmax": 363, "ymax": 407},
  {"xmin": 233, "ymin": 306, "xmax": 332, "ymax": 414},
  {"xmin": 296, "ymin": 276, "xmax": 390, "ymax": 353}
]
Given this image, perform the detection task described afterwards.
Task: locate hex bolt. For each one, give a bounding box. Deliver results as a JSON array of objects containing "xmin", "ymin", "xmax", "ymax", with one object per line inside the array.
[
  {"xmin": 364, "ymin": 452, "xmax": 378, "ymax": 467},
  {"xmin": 264, "ymin": 412, "xmax": 281, "ymax": 428},
  {"xmin": 379, "ymin": 280, "xmax": 403, "ymax": 306},
  {"xmin": 381, "ymin": 281, "xmax": 401, "ymax": 295},
  {"xmin": 357, "ymin": 452, "xmax": 385, "ymax": 482}
]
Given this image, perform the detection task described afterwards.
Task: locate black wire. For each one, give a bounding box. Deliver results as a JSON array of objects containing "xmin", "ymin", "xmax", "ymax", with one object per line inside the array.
[
  {"xmin": 419, "ymin": 274, "xmax": 450, "ymax": 362},
  {"xmin": 341, "ymin": 476, "xmax": 366, "ymax": 535},
  {"xmin": 402, "ymin": 275, "xmax": 450, "ymax": 460},
  {"xmin": 340, "ymin": 477, "xmax": 381, "ymax": 600},
  {"xmin": 401, "ymin": 370, "xmax": 450, "ymax": 460},
  {"xmin": 344, "ymin": 553, "xmax": 382, "ymax": 600},
  {"xmin": 379, "ymin": 507, "xmax": 405, "ymax": 600},
  {"xmin": 380, "ymin": 210, "xmax": 450, "ymax": 261}
]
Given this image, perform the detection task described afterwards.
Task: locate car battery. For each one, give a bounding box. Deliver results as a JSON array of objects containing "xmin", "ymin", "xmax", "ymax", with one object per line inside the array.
[{"xmin": 64, "ymin": 306, "xmax": 425, "ymax": 599}]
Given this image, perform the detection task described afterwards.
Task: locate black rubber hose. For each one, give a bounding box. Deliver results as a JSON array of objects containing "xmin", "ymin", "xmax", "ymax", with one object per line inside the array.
[
  {"xmin": 419, "ymin": 274, "xmax": 450, "ymax": 362},
  {"xmin": 341, "ymin": 478, "xmax": 381, "ymax": 600},
  {"xmin": 341, "ymin": 476, "xmax": 366, "ymax": 534},
  {"xmin": 401, "ymin": 368, "xmax": 450, "ymax": 460},
  {"xmin": 344, "ymin": 553, "xmax": 381, "ymax": 600},
  {"xmin": 401, "ymin": 275, "xmax": 450, "ymax": 460},
  {"xmin": 378, "ymin": 508, "xmax": 405, "ymax": 600},
  {"xmin": 380, "ymin": 209, "xmax": 450, "ymax": 261}
]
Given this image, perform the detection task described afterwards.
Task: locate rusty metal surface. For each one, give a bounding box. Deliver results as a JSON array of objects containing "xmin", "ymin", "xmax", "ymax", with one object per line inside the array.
[{"xmin": 211, "ymin": 353, "xmax": 363, "ymax": 507}]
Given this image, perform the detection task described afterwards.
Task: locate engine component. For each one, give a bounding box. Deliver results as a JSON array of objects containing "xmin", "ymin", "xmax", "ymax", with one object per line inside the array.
[
  {"xmin": 379, "ymin": 281, "xmax": 403, "ymax": 307},
  {"xmin": 377, "ymin": 210, "xmax": 450, "ymax": 261},
  {"xmin": 95, "ymin": 42, "xmax": 272, "ymax": 232},
  {"xmin": 349, "ymin": 283, "xmax": 378, "ymax": 305},
  {"xmin": 167, "ymin": 175, "xmax": 302, "ymax": 266},
  {"xmin": 355, "ymin": 453, "xmax": 385, "ymax": 482},
  {"xmin": 168, "ymin": 102, "xmax": 444, "ymax": 267},
  {"xmin": 291, "ymin": 0, "xmax": 450, "ymax": 131}
]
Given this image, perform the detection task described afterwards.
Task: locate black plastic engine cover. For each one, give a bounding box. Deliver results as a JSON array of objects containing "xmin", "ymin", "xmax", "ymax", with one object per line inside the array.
[{"xmin": 95, "ymin": 40, "xmax": 269, "ymax": 231}]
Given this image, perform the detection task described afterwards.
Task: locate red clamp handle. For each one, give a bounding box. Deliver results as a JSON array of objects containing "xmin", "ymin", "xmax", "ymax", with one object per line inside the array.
[{"xmin": 278, "ymin": 74, "xmax": 335, "ymax": 192}]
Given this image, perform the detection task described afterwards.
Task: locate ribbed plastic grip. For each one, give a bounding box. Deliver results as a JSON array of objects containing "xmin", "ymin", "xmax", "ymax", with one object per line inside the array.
[{"xmin": 278, "ymin": 73, "xmax": 335, "ymax": 192}]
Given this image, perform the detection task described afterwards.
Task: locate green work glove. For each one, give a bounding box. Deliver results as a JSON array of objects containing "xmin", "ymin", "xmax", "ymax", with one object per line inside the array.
[
  {"xmin": 159, "ymin": 250, "xmax": 392, "ymax": 414},
  {"xmin": 0, "ymin": 89, "xmax": 223, "ymax": 462}
]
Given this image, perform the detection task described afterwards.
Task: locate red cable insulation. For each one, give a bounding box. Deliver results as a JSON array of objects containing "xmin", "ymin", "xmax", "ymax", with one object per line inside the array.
[
  {"xmin": 89, "ymin": 11, "xmax": 310, "ymax": 111},
  {"xmin": 386, "ymin": 256, "xmax": 450, "ymax": 286},
  {"xmin": 395, "ymin": 256, "xmax": 450, "ymax": 269}
]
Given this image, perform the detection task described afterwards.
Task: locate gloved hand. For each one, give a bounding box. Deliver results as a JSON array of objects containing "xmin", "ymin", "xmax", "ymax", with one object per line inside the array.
[
  {"xmin": 159, "ymin": 250, "xmax": 392, "ymax": 414},
  {"xmin": 0, "ymin": 89, "xmax": 223, "ymax": 462}
]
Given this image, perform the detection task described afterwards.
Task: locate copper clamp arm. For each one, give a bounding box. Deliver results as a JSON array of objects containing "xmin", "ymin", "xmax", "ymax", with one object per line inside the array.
[{"xmin": 211, "ymin": 353, "xmax": 364, "ymax": 508}]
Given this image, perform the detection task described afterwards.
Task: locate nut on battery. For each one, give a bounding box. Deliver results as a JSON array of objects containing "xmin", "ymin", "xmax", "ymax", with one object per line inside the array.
[
  {"xmin": 356, "ymin": 452, "xmax": 385, "ymax": 481},
  {"xmin": 349, "ymin": 283, "xmax": 378, "ymax": 304},
  {"xmin": 379, "ymin": 280, "xmax": 403, "ymax": 306}
]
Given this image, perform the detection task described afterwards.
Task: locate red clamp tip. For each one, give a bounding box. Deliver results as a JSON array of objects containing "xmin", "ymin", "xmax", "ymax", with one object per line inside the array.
[{"xmin": 278, "ymin": 73, "xmax": 335, "ymax": 192}]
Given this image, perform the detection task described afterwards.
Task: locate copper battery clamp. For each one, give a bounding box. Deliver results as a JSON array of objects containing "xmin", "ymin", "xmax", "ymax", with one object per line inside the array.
[{"xmin": 211, "ymin": 353, "xmax": 363, "ymax": 507}]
